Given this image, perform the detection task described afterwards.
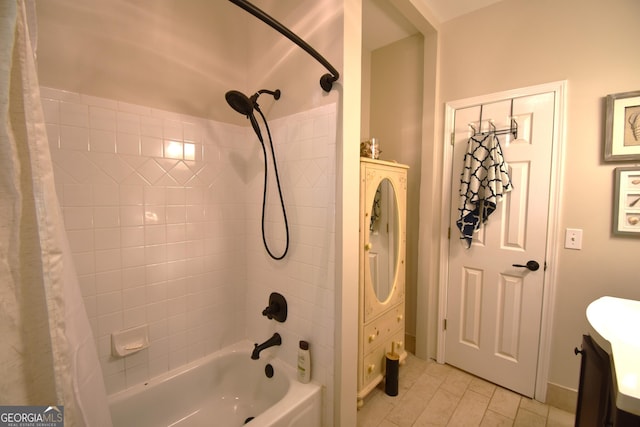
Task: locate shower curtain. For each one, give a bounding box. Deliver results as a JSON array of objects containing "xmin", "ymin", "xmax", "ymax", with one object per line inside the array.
[{"xmin": 0, "ymin": 1, "xmax": 113, "ymax": 425}]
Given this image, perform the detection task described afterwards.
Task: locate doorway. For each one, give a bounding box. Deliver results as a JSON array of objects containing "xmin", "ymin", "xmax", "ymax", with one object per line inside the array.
[{"xmin": 438, "ymin": 81, "xmax": 567, "ymax": 400}]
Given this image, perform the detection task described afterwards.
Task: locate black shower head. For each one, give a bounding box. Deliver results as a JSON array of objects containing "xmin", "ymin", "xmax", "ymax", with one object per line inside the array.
[
  {"xmin": 225, "ymin": 90, "xmax": 254, "ymax": 117},
  {"xmin": 224, "ymin": 89, "xmax": 281, "ymax": 142}
]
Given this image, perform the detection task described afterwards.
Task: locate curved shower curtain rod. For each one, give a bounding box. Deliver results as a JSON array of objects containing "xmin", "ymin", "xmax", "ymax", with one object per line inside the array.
[{"xmin": 228, "ymin": 0, "xmax": 340, "ymax": 92}]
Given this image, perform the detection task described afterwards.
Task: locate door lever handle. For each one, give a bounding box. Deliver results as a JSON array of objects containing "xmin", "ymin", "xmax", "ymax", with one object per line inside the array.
[{"xmin": 512, "ymin": 260, "xmax": 540, "ymax": 271}]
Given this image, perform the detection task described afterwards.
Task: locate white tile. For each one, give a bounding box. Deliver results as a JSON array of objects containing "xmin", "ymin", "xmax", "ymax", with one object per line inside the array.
[
  {"xmin": 120, "ymin": 206, "xmax": 144, "ymax": 226},
  {"xmin": 117, "ymin": 111, "xmax": 140, "ymax": 134},
  {"xmin": 163, "ymin": 119, "xmax": 183, "ymax": 141},
  {"xmin": 95, "ymin": 270, "xmax": 122, "ymax": 294},
  {"xmin": 89, "ymin": 106, "xmax": 117, "ymax": 131},
  {"xmin": 93, "ymin": 184, "xmax": 119, "ymax": 206},
  {"xmin": 119, "ymin": 185, "xmax": 143, "ymax": 205},
  {"xmin": 166, "ymin": 242, "xmax": 186, "ymax": 262},
  {"xmin": 89, "ymin": 129, "xmax": 116, "ymax": 153},
  {"xmin": 60, "ymin": 101, "xmax": 89, "ymax": 127},
  {"xmin": 144, "ymin": 225, "xmax": 166, "ymax": 245},
  {"xmin": 96, "ymin": 291, "xmax": 123, "ymax": 316},
  {"xmin": 97, "ymin": 311, "xmax": 123, "ymax": 338},
  {"xmin": 146, "ymin": 263, "xmax": 167, "ymax": 284},
  {"xmin": 167, "ymin": 259, "xmax": 186, "ymax": 280},
  {"xmin": 122, "ymin": 246, "xmax": 145, "ymax": 268},
  {"xmin": 146, "ymin": 301, "xmax": 168, "ymax": 323},
  {"xmin": 73, "ymin": 251, "xmax": 95, "ymax": 276},
  {"xmin": 116, "ymin": 132, "xmax": 140, "ymax": 155},
  {"xmin": 141, "ymin": 136, "xmax": 163, "ymax": 158},
  {"xmin": 166, "ymin": 224, "xmax": 186, "ymax": 243},
  {"xmin": 140, "ymin": 116, "xmax": 162, "ymax": 138},
  {"xmin": 93, "ymin": 206, "xmax": 120, "ymax": 228},
  {"xmin": 41, "ymin": 98, "xmax": 59, "ymax": 123},
  {"xmin": 145, "ymin": 244, "xmax": 167, "ymax": 265},
  {"xmin": 60, "ymin": 125, "xmax": 89, "ymax": 151},
  {"xmin": 94, "ymin": 227, "xmax": 121, "ymax": 250},
  {"xmin": 123, "ymin": 286, "xmax": 146, "ymax": 309},
  {"xmin": 63, "ymin": 184, "xmax": 92, "ymax": 206},
  {"xmin": 121, "ymin": 266, "xmax": 146, "ymax": 289},
  {"xmin": 94, "ymin": 248, "xmax": 122, "ymax": 273},
  {"xmin": 144, "ymin": 186, "xmax": 165, "ymax": 205},
  {"xmin": 121, "ymin": 226, "xmax": 145, "ymax": 247},
  {"xmin": 46, "ymin": 123, "xmax": 60, "ymax": 150},
  {"xmin": 144, "ymin": 206, "xmax": 166, "ymax": 225},
  {"xmin": 166, "ymin": 206, "xmax": 186, "ymax": 224},
  {"xmin": 64, "ymin": 206, "xmax": 93, "ymax": 229},
  {"xmin": 67, "ymin": 229, "xmax": 94, "ymax": 253},
  {"xmin": 123, "ymin": 307, "xmax": 146, "ymax": 329},
  {"xmin": 137, "ymin": 159, "xmax": 166, "ymax": 184},
  {"xmin": 164, "ymin": 140, "xmax": 183, "ymax": 159},
  {"xmin": 166, "ymin": 187, "xmax": 186, "ymax": 205}
]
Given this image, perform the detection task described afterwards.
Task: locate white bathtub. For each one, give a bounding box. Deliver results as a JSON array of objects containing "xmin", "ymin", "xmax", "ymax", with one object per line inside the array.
[{"xmin": 108, "ymin": 341, "xmax": 321, "ymax": 427}]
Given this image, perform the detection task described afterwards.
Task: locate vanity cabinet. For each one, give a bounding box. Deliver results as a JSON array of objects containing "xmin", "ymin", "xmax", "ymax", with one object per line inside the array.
[
  {"xmin": 357, "ymin": 158, "xmax": 408, "ymax": 407},
  {"xmin": 576, "ymin": 334, "xmax": 640, "ymax": 427}
]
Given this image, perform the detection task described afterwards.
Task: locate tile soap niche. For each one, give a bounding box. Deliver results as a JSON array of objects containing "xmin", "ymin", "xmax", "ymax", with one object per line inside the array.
[{"xmin": 111, "ymin": 325, "xmax": 149, "ymax": 357}]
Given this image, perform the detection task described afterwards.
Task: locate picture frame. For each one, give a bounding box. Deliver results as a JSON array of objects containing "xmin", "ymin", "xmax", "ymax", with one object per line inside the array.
[
  {"xmin": 613, "ymin": 167, "xmax": 640, "ymax": 236},
  {"xmin": 604, "ymin": 90, "xmax": 640, "ymax": 161}
]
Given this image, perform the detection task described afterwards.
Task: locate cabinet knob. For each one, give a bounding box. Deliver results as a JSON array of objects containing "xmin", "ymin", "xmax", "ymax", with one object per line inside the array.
[
  {"xmin": 574, "ymin": 347, "xmax": 584, "ymax": 356},
  {"xmin": 367, "ymin": 364, "xmax": 376, "ymax": 373},
  {"xmin": 369, "ymin": 334, "xmax": 377, "ymax": 343},
  {"xmin": 397, "ymin": 314, "xmax": 403, "ymax": 322},
  {"xmin": 364, "ymin": 242, "xmax": 372, "ymax": 251}
]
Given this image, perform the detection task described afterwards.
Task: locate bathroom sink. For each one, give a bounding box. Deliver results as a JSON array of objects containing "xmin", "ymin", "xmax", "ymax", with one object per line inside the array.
[{"xmin": 586, "ymin": 296, "xmax": 640, "ymax": 416}]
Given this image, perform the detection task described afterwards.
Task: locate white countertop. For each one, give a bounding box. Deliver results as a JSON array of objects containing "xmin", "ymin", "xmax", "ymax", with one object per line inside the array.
[{"xmin": 586, "ymin": 296, "xmax": 640, "ymax": 416}]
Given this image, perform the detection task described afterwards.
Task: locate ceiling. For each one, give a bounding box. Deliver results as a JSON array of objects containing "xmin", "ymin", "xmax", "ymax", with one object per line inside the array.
[{"xmin": 363, "ymin": 0, "xmax": 506, "ymax": 51}]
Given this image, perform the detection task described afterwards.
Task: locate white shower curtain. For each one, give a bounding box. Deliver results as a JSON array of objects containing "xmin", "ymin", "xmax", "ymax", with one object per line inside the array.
[{"xmin": 0, "ymin": 1, "xmax": 113, "ymax": 425}]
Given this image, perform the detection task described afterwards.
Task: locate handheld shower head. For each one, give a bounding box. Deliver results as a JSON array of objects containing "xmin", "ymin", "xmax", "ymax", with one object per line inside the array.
[
  {"xmin": 224, "ymin": 88, "xmax": 281, "ymax": 143},
  {"xmin": 225, "ymin": 90, "xmax": 254, "ymax": 117}
]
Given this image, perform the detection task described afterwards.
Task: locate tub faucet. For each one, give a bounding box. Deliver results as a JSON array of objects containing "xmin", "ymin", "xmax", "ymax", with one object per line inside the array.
[{"xmin": 251, "ymin": 333, "xmax": 282, "ymax": 360}]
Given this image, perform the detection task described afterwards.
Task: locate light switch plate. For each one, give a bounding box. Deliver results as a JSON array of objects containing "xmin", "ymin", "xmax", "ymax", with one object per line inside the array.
[{"xmin": 565, "ymin": 228, "xmax": 583, "ymax": 250}]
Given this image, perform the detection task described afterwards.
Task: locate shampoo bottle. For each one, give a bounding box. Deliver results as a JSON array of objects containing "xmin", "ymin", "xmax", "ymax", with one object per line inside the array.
[{"xmin": 297, "ymin": 340, "xmax": 311, "ymax": 383}]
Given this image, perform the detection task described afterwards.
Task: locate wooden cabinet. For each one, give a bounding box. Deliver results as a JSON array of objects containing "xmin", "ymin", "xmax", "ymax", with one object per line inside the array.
[
  {"xmin": 576, "ymin": 334, "xmax": 640, "ymax": 426},
  {"xmin": 357, "ymin": 159, "xmax": 408, "ymax": 408}
]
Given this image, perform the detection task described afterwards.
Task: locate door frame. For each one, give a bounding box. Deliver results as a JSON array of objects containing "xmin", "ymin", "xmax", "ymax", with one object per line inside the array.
[{"xmin": 437, "ymin": 81, "xmax": 567, "ymax": 401}]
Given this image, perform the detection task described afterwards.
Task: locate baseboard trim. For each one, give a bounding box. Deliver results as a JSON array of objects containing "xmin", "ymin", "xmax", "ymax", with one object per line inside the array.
[{"xmin": 546, "ymin": 382, "xmax": 577, "ymax": 414}]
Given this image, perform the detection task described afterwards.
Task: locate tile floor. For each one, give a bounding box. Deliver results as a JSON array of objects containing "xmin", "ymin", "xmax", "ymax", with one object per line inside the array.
[{"xmin": 357, "ymin": 354, "xmax": 575, "ymax": 427}]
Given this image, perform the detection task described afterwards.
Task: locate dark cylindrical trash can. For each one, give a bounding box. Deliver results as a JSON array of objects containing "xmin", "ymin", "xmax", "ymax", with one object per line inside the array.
[{"xmin": 385, "ymin": 342, "xmax": 399, "ymax": 396}]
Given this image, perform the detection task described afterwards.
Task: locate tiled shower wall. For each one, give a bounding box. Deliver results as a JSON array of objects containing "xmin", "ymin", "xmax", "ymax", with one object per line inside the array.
[{"xmin": 41, "ymin": 86, "xmax": 336, "ymax": 415}]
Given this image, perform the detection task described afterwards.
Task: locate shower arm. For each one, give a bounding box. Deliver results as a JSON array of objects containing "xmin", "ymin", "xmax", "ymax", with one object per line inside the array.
[{"xmin": 228, "ymin": 0, "xmax": 340, "ymax": 92}]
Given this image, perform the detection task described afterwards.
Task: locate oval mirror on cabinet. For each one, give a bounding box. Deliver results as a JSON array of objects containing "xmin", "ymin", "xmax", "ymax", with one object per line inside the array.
[{"xmin": 368, "ymin": 178, "xmax": 399, "ymax": 303}]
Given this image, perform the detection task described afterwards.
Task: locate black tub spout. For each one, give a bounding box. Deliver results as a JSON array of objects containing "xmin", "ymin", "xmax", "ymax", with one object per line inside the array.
[{"xmin": 251, "ymin": 333, "xmax": 282, "ymax": 360}]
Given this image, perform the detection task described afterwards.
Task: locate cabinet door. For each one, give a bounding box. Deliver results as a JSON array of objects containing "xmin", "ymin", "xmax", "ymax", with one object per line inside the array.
[
  {"xmin": 575, "ymin": 334, "xmax": 612, "ymax": 427},
  {"xmin": 361, "ymin": 162, "xmax": 407, "ymax": 322}
]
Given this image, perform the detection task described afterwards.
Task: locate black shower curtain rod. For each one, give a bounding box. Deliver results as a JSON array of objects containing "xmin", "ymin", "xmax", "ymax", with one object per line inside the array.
[{"xmin": 228, "ymin": 0, "xmax": 340, "ymax": 92}]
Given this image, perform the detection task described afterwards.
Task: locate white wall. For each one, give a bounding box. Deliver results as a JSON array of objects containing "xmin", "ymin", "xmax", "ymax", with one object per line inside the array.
[
  {"xmin": 434, "ymin": 0, "xmax": 640, "ymax": 392},
  {"xmin": 368, "ymin": 34, "xmax": 424, "ymax": 350}
]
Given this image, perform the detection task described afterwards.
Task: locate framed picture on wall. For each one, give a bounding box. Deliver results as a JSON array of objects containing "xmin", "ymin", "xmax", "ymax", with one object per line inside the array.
[
  {"xmin": 605, "ymin": 90, "xmax": 640, "ymax": 161},
  {"xmin": 613, "ymin": 167, "xmax": 640, "ymax": 236}
]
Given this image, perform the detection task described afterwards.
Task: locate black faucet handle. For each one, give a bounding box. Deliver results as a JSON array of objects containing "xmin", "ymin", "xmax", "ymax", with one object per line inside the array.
[{"xmin": 261, "ymin": 293, "xmax": 287, "ymax": 322}]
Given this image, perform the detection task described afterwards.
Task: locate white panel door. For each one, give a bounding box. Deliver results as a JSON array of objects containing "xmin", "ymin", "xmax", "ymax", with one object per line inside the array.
[{"xmin": 445, "ymin": 92, "xmax": 555, "ymax": 397}]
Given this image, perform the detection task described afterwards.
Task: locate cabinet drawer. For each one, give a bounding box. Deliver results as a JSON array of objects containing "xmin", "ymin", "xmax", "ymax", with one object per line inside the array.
[
  {"xmin": 362, "ymin": 303, "xmax": 405, "ymax": 354},
  {"xmin": 361, "ymin": 330, "xmax": 405, "ymax": 388}
]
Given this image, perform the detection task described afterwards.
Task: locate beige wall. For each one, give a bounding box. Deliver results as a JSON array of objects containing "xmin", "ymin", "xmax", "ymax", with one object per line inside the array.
[
  {"xmin": 367, "ymin": 34, "xmax": 424, "ymax": 346},
  {"xmin": 436, "ymin": 0, "xmax": 640, "ymax": 390},
  {"xmin": 35, "ymin": 0, "xmax": 341, "ymax": 124}
]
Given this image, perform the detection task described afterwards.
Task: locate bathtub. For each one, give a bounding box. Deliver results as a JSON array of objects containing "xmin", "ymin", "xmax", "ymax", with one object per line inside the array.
[{"xmin": 108, "ymin": 341, "xmax": 321, "ymax": 427}]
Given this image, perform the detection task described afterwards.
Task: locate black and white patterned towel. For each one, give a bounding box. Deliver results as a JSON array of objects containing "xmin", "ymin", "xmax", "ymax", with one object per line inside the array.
[{"xmin": 456, "ymin": 132, "xmax": 512, "ymax": 248}]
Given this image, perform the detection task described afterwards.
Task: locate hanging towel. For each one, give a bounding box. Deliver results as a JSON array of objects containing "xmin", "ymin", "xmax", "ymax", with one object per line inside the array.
[{"xmin": 456, "ymin": 132, "xmax": 512, "ymax": 247}]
